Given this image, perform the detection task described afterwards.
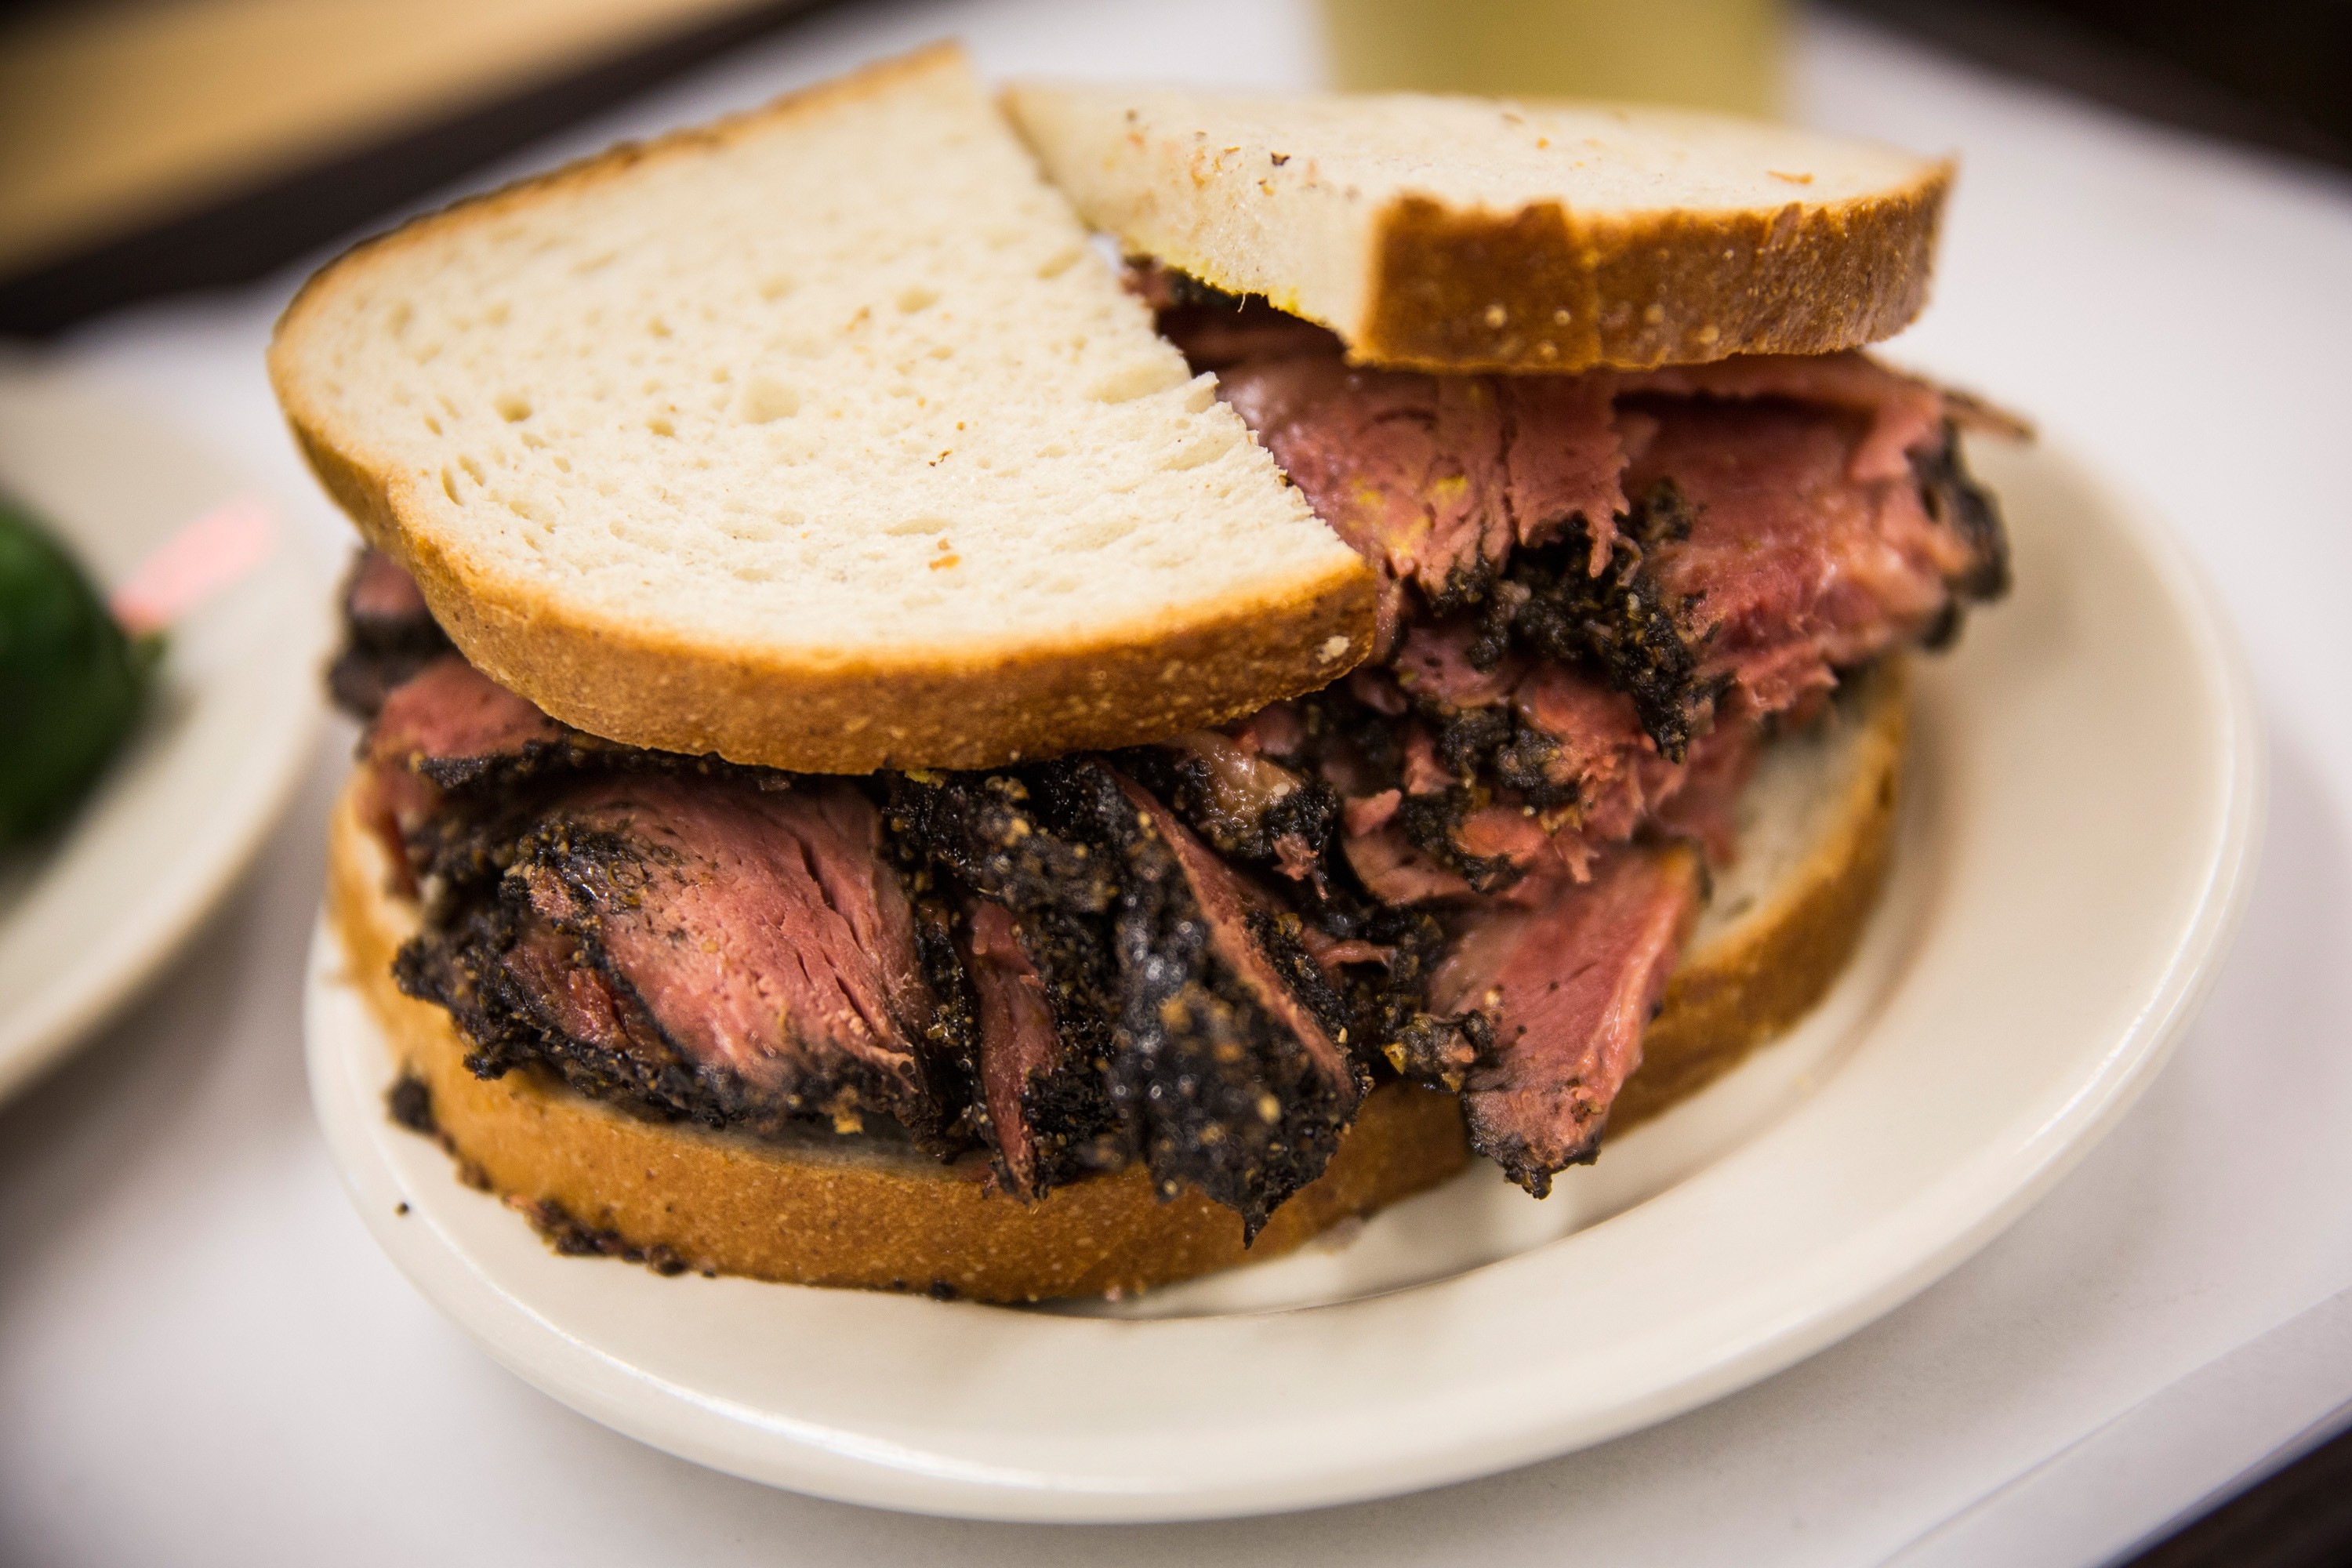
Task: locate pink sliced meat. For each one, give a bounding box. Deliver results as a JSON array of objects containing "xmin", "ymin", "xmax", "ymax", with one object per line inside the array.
[
  {"xmin": 515, "ymin": 775, "xmax": 933, "ymax": 1126},
  {"xmin": 346, "ymin": 548, "xmax": 434, "ymax": 626},
  {"xmin": 1226, "ymin": 699, "xmax": 1308, "ymax": 760},
  {"xmin": 964, "ymin": 899, "xmax": 1064, "ymax": 1198},
  {"xmin": 367, "ymin": 654, "xmax": 574, "ymax": 784},
  {"xmin": 1508, "ymin": 660, "xmax": 1658, "ymax": 829},
  {"xmin": 1342, "ymin": 822, "xmax": 1475, "ymax": 905},
  {"xmin": 330, "ymin": 550, "xmax": 456, "ymax": 720},
  {"xmin": 1132, "ymin": 728, "xmax": 1339, "ymax": 892},
  {"xmin": 1220, "ymin": 356, "xmax": 1512, "ymax": 652},
  {"xmin": 1509, "ymin": 661, "xmax": 1759, "ymax": 847},
  {"xmin": 498, "ymin": 914, "xmax": 669, "ymax": 1062},
  {"xmin": 1431, "ymin": 848, "xmax": 1700, "ymax": 1193},
  {"xmin": 1393, "ymin": 621, "xmax": 1521, "ymax": 710},
  {"xmin": 1218, "ymin": 357, "xmax": 1629, "ymax": 654},
  {"xmin": 1325, "ymin": 640, "xmax": 1761, "ymax": 907},
  {"xmin": 1501, "ymin": 374, "xmax": 1628, "ymax": 572},
  {"xmin": 1619, "ymin": 351, "xmax": 1948, "ymax": 483},
  {"xmin": 1635, "ymin": 401, "xmax": 1965, "ymax": 713}
]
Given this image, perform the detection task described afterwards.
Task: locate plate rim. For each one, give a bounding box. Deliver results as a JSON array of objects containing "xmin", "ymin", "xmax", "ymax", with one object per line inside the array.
[
  {"xmin": 0, "ymin": 363, "xmax": 331, "ymax": 1102},
  {"xmin": 304, "ymin": 434, "xmax": 2265, "ymax": 1522}
]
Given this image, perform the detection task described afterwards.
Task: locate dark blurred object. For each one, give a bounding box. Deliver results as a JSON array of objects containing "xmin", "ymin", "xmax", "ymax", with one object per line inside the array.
[
  {"xmin": 1831, "ymin": 0, "xmax": 2352, "ymax": 172},
  {"xmin": 0, "ymin": 497, "xmax": 154, "ymax": 844},
  {"xmin": 2123, "ymin": 1418, "xmax": 2352, "ymax": 1568},
  {"xmin": 0, "ymin": 0, "xmax": 831, "ymax": 338}
]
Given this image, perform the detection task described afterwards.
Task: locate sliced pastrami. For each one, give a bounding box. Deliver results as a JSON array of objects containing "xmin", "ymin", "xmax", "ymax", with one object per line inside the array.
[
  {"xmin": 1210, "ymin": 328, "xmax": 2006, "ymax": 754},
  {"xmin": 881, "ymin": 764, "xmax": 1134, "ymax": 1175},
  {"xmin": 1341, "ymin": 818, "xmax": 1477, "ymax": 906},
  {"xmin": 328, "ymin": 550, "xmax": 452, "ymax": 718},
  {"xmin": 362, "ymin": 654, "xmax": 768, "ymax": 800},
  {"xmin": 394, "ymin": 900, "xmax": 732, "ymax": 1124},
  {"xmin": 1499, "ymin": 375, "xmax": 1628, "ymax": 572},
  {"xmin": 1632, "ymin": 400, "xmax": 1969, "ymax": 714},
  {"xmin": 1428, "ymin": 848, "xmax": 1700, "ymax": 1195},
  {"xmin": 1118, "ymin": 777, "xmax": 1356, "ymax": 1083},
  {"xmin": 1912, "ymin": 423, "xmax": 2011, "ymax": 605},
  {"xmin": 1619, "ymin": 352, "xmax": 1949, "ymax": 484},
  {"xmin": 1508, "ymin": 661, "xmax": 1759, "ymax": 851},
  {"xmin": 1120, "ymin": 731, "xmax": 1336, "ymax": 887},
  {"xmin": 1215, "ymin": 356, "xmax": 1628, "ymax": 651},
  {"xmin": 886, "ymin": 760, "xmax": 1370, "ymax": 1229},
  {"xmin": 961, "ymin": 898, "xmax": 1124, "ymax": 1198},
  {"xmin": 1467, "ymin": 483, "xmax": 1715, "ymax": 758},
  {"xmin": 365, "ymin": 655, "xmax": 583, "ymax": 789},
  {"xmin": 495, "ymin": 774, "xmax": 951, "ymax": 1142},
  {"xmin": 1105, "ymin": 768, "xmax": 1368, "ymax": 1235},
  {"xmin": 1392, "ymin": 621, "xmax": 1523, "ymax": 711},
  {"xmin": 1219, "ymin": 355, "xmax": 1513, "ymax": 652},
  {"xmin": 882, "ymin": 767, "xmax": 1120, "ymax": 920},
  {"xmin": 964, "ymin": 899, "xmax": 1062, "ymax": 1197}
]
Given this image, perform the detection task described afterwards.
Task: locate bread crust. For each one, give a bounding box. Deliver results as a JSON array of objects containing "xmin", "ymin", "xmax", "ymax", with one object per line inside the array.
[
  {"xmin": 270, "ymin": 43, "xmax": 1381, "ymax": 775},
  {"xmin": 1360, "ymin": 170, "xmax": 1949, "ymax": 373},
  {"xmin": 1002, "ymin": 84, "xmax": 1950, "ymax": 374}
]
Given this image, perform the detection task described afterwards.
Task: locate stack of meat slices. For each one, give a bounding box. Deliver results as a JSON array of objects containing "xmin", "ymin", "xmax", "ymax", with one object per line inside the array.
[{"xmin": 335, "ymin": 304, "xmax": 2009, "ymax": 1228}]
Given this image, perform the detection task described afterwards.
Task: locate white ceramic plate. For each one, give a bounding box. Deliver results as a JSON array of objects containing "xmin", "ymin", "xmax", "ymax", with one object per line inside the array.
[
  {"xmin": 306, "ymin": 436, "xmax": 2260, "ymax": 1521},
  {"xmin": 0, "ymin": 361, "xmax": 331, "ymax": 1102}
]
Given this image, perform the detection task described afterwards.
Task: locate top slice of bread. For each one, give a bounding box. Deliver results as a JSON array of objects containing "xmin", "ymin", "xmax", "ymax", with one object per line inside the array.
[
  {"xmin": 1003, "ymin": 84, "xmax": 1950, "ymax": 373},
  {"xmin": 270, "ymin": 45, "xmax": 1376, "ymax": 773}
]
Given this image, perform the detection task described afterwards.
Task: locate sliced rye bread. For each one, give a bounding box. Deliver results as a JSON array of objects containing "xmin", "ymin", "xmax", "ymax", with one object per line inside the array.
[
  {"xmin": 1002, "ymin": 83, "xmax": 1950, "ymax": 373},
  {"xmin": 325, "ymin": 662, "xmax": 1905, "ymax": 1302},
  {"xmin": 270, "ymin": 44, "xmax": 1375, "ymax": 775}
]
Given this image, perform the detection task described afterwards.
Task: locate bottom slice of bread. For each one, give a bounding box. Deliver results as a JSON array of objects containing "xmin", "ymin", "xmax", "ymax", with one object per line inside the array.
[{"xmin": 325, "ymin": 663, "xmax": 1903, "ymax": 1302}]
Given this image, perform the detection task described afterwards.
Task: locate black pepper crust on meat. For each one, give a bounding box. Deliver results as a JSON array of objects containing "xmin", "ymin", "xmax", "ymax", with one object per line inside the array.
[
  {"xmin": 909, "ymin": 896, "xmax": 985, "ymax": 1145},
  {"xmin": 395, "ymin": 898, "xmax": 740, "ymax": 1128},
  {"xmin": 395, "ymin": 789, "xmax": 971, "ymax": 1155},
  {"xmin": 419, "ymin": 731, "xmax": 776, "ymax": 797},
  {"xmin": 887, "ymin": 760, "xmax": 1367, "ymax": 1235},
  {"xmin": 1243, "ymin": 691, "xmax": 1537, "ymax": 895},
  {"xmin": 1115, "ymin": 740, "xmax": 1340, "ymax": 879},
  {"xmin": 880, "ymin": 768, "xmax": 1132, "ymax": 1192},
  {"xmin": 1092, "ymin": 786, "xmax": 1365, "ymax": 1236},
  {"xmin": 1915, "ymin": 419, "xmax": 2012, "ymax": 612},
  {"xmin": 1468, "ymin": 479, "xmax": 1717, "ymax": 760}
]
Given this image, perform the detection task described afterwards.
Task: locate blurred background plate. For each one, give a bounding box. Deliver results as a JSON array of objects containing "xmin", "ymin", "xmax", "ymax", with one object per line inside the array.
[{"xmin": 0, "ymin": 361, "xmax": 330, "ymax": 1102}]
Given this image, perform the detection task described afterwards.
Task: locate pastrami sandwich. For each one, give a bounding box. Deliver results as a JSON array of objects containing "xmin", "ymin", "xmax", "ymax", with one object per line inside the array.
[{"xmin": 274, "ymin": 44, "xmax": 2016, "ymax": 1301}]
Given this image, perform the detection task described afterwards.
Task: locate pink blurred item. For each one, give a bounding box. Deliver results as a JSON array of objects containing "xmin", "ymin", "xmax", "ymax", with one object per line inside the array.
[{"xmin": 110, "ymin": 494, "xmax": 275, "ymax": 635}]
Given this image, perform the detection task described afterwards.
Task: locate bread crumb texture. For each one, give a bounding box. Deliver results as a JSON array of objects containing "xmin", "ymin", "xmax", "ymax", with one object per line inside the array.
[
  {"xmin": 271, "ymin": 45, "xmax": 1371, "ymax": 770},
  {"xmin": 1004, "ymin": 84, "xmax": 1949, "ymax": 372}
]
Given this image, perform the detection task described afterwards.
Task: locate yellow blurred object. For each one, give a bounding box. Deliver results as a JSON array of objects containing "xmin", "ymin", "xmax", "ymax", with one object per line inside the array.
[
  {"xmin": 0, "ymin": 0, "xmax": 779, "ymax": 275},
  {"xmin": 1319, "ymin": 0, "xmax": 1785, "ymax": 116}
]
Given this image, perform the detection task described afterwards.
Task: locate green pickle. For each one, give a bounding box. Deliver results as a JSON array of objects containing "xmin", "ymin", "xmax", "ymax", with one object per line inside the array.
[{"xmin": 1, "ymin": 499, "xmax": 157, "ymax": 844}]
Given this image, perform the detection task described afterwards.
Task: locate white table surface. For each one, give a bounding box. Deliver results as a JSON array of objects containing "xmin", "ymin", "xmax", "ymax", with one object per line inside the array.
[{"xmin": 5, "ymin": 4, "xmax": 2350, "ymax": 1563}]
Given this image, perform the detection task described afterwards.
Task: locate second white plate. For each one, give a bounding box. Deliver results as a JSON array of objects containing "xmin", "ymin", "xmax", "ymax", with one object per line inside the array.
[
  {"xmin": 307, "ymin": 435, "xmax": 2259, "ymax": 1521},
  {"xmin": 0, "ymin": 361, "xmax": 330, "ymax": 1102}
]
